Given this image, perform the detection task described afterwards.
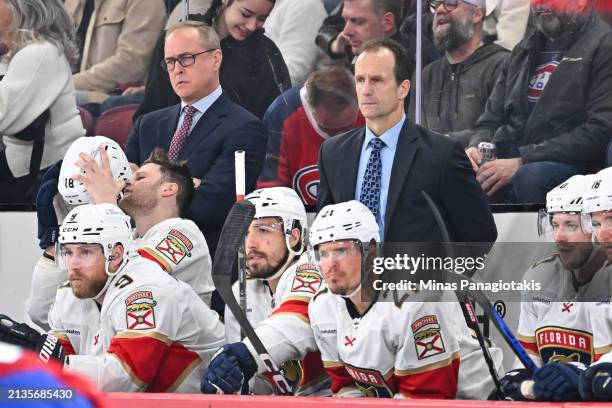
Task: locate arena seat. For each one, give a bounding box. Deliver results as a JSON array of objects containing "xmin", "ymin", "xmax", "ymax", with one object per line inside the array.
[
  {"xmin": 78, "ymin": 106, "xmax": 95, "ymax": 136},
  {"xmin": 94, "ymin": 104, "xmax": 138, "ymax": 148}
]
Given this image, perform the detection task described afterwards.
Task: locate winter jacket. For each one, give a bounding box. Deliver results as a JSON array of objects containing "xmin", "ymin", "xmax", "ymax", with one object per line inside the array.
[
  {"xmin": 411, "ymin": 42, "xmax": 508, "ymax": 143},
  {"xmin": 469, "ymin": 12, "xmax": 612, "ymax": 168}
]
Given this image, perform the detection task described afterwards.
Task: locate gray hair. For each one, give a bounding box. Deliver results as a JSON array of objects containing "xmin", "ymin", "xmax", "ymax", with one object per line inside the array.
[
  {"xmin": 1, "ymin": 0, "xmax": 79, "ymax": 67},
  {"xmin": 165, "ymin": 21, "xmax": 221, "ymax": 50},
  {"xmin": 344, "ymin": 0, "xmax": 403, "ymax": 29}
]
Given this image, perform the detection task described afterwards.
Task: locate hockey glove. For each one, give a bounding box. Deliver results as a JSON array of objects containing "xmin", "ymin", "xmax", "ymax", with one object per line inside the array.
[
  {"xmin": 579, "ymin": 362, "xmax": 612, "ymax": 401},
  {"xmin": 200, "ymin": 343, "xmax": 258, "ymax": 394},
  {"xmin": 498, "ymin": 368, "xmax": 532, "ymax": 400},
  {"xmin": 0, "ymin": 314, "xmax": 65, "ymax": 365},
  {"xmin": 533, "ymin": 361, "xmax": 585, "ymax": 401},
  {"xmin": 36, "ymin": 160, "xmax": 62, "ymax": 250}
]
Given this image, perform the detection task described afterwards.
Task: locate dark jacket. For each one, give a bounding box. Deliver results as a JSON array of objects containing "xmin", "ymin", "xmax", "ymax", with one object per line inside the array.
[
  {"xmin": 469, "ymin": 12, "xmax": 612, "ymax": 167},
  {"xmin": 411, "ymin": 42, "xmax": 508, "ymax": 145},
  {"xmin": 317, "ymin": 119, "xmax": 497, "ymax": 246},
  {"xmin": 135, "ymin": 28, "xmax": 291, "ymax": 120},
  {"xmin": 125, "ymin": 93, "xmax": 267, "ymax": 254}
]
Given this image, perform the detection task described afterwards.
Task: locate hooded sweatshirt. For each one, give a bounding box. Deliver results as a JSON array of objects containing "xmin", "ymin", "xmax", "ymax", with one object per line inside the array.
[{"xmin": 411, "ymin": 42, "xmax": 508, "ymax": 146}]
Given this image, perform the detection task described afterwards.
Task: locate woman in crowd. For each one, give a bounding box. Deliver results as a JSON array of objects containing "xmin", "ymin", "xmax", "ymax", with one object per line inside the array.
[
  {"xmin": 0, "ymin": 0, "xmax": 84, "ymax": 203},
  {"xmin": 135, "ymin": 0, "xmax": 291, "ymax": 120}
]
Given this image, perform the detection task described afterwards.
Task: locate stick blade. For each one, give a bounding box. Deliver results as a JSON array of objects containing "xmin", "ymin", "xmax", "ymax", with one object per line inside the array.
[{"xmin": 212, "ymin": 200, "xmax": 255, "ymax": 287}]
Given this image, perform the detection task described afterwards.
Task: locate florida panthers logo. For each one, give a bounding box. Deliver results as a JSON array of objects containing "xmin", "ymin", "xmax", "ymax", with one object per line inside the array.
[{"xmin": 293, "ymin": 165, "xmax": 319, "ymax": 205}]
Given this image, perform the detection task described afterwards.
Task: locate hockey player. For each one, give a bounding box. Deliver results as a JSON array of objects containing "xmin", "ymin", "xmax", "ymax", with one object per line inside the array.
[
  {"xmin": 531, "ymin": 167, "xmax": 612, "ymax": 402},
  {"xmin": 74, "ymin": 146, "xmax": 215, "ymax": 305},
  {"xmin": 27, "ymin": 136, "xmax": 133, "ymax": 329},
  {"xmin": 27, "ymin": 141, "xmax": 214, "ymax": 330},
  {"xmin": 1, "ymin": 203, "xmax": 225, "ymax": 392},
  {"xmin": 307, "ymin": 200, "xmax": 502, "ymax": 399},
  {"xmin": 500, "ymin": 173, "xmax": 610, "ymax": 401},
  {"xmin": 201, "ymin": 187, "xmax": 330, "ymax": 396}
]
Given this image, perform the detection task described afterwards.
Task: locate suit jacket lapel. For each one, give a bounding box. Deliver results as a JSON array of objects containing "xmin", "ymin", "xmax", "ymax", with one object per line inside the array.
[
  {"xmin": 384, "ymin": 120, "xmax": 418, "ymax": 238},
  {"xmin": 342, "ymin": 128, "xmax": 365, "ymax": 202},
  {"xmin": 177, "ymin": 94, "xmax": 228, "ymax": 161}
]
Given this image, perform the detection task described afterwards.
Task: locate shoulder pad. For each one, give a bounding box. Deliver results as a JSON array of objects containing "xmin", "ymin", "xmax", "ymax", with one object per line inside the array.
[
  {"xmin": 312, "ymin": 286, "xmax": 329, "ymax": 302},
  {"xmin": 530, "ymin": 253, "xmax": 559, "ymax": 269}
]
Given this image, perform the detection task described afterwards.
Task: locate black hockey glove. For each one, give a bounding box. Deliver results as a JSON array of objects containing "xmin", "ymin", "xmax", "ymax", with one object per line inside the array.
[{"xmin": 0, "ymin": 314, "xmax": 65, "ymax": 365}]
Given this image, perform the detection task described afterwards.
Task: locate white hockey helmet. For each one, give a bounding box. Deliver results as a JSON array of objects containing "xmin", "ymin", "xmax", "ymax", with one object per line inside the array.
[
  {"xmin": 245, "ymin": 187, "xmax": 307, "ymax": 280},
  {"xmin": 581, "ymin": 168, "xmax": 612, "ymax": 235},
  {"xmin": 58, "ymin": 203, "xmax": 132, "ymax": 271},
  {"xmin": 582, "ymin": 167, "xmax": 612, "ymax": 214},
  {"xmin": 246, "ymin": 187, "xmax": 308, "ymax": 250},
  {"xmin": 538, "ymin": 175, "xmax": 593, "ymax": 237},
  {"xmin": 309, "ymin": 200, "xmax": 380, "ymax": 248},
  {"xmin": 58, "ymin": 136, "xmax": 132, "ymax": 206}
]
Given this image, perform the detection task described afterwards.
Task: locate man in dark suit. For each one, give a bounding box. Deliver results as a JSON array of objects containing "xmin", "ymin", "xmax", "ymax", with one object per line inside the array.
[
  {"xmin": 125, "ymin": 22, "xmax": 267, "ymax": 256},
  {"xmin": 317, "ymin": 37, "xmax": 497, "ymax": 246}
]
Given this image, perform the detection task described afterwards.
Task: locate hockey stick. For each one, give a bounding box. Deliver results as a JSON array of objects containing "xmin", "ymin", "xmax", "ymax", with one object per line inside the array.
[
  {"xmin": 420, "ymin": 191, "xmax": 537, "ymax": 373},
  {"xmin": 235, "ymin": 151, "xmax": 247, "ymax": 338},
  {"xmin": 212, "ymin": 200, "xmax": 293, "ymax": 395}
]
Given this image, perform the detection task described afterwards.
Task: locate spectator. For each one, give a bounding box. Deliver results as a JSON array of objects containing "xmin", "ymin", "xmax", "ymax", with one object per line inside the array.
[
  {"xmin": 258, "ymin": 67, "xmax": 365, "ymax": 205},
  {"xmin": 0, "ymin": 0, "xmax": 84, "ymax": 204},
  {"xmin": 263, "ymin": 0, "xmax": 328, "ymax": 85},
  {"xmin": 484, "ymin": 0, "xmax": 531, "ymax": 50},
  {"xmin": 64, "ymin": 0, "xmax": 166, "ymax": 106},
  {"xmin": 125, "ymin": 22, "xmax": 267, "ymax": 256},
  {"xmin": 317, "ymin": 0, "xmax": 441, "ymax": 70},
  {"xmin": 410, "ymin": 0, "xmax": 508, "ymax": 142},
  {"xmin": 317, "ymin": 38, "xmax": 497, "ymax": 246},
  {"xmin": 135, "ymin": 0, "xmax": 291, "ymax": 120},
  {"xmin": 466, "ymin": 0, "xmax": 612, "ymax": 204}
]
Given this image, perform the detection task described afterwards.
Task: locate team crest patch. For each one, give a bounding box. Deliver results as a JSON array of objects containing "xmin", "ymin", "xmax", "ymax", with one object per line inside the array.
[
  {"xmin": 291, "ymin": 270, "xmax": 322, "ymax": 294},
  {"xmin": 125, "ymin": 291, "xmax": 157, "ymax": 330},
  {"xmin": 412, "ymin": 315, "xmax": 446, "ymax": 360},
  {"xmin": 155, "ymin": 229, "xmax": 193, "ymax": 265},
  {"xmin": 536, "ymin": 326, "xmax": 594, "ymax": 365}
]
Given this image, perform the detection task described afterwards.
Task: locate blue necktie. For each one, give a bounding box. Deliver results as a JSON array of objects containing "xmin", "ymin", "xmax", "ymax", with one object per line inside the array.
[{"xmin": 360, "ymin": 137, "xmax": 385, "ymax": 221}]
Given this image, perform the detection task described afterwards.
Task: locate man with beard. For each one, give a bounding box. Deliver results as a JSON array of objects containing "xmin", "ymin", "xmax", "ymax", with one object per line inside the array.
[
  {"xmin": 498, "ymin": 174, "xmax": 611, "ymax": 401},
  {"xmin": 27, "ymin": 145, "xmax": 214, "ymax": 332},
  {"xmin": 201, "ymin": 187, "xmax": 331, "ymax": 396},
  {"xmin": 410, "ymin": 0, "xmax": 508, "ymax": 144},
  {"xmin": 74, "ymin": 146, "xmax": 215, "ymax": 306},
  {"xmin": 465, "ymin": 0, "xmax": 612, "ymax": 203},
  {"xmin": 306, "ymin": 201, "xmax": 501, "ymax": 398},
  {"xmin": 0, "ymin": 203, "xmax": 225, "ymax": 392}
]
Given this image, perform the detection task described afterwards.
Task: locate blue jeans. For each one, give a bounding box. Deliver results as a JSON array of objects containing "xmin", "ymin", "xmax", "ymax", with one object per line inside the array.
[{"xmin": 509, "ymin": 161, "xmax": 587, "ymax": 204}]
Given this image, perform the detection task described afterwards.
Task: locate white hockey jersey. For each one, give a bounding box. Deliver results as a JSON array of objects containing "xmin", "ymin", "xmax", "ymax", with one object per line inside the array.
[
  {"xmin": 225, "ymin": 253, "xmax": 331, "ymax": 396},
  {"xmin": 309, "ymin": 288, "xmax": 503, "ymax": 399},
  {"xmin": 518, "ymin": 250, "xmax": 612, "ymax": 367},
  {"xmin": 133, "ymin": 217, "xmax": 215, "ymax": 304},
  {"xmin": 48, "ymin": 256, "xmax": 225, "ymax": 392},
  {"xmin": 27, "ymin": 217, "xmax": 214, "ymax": 330}
]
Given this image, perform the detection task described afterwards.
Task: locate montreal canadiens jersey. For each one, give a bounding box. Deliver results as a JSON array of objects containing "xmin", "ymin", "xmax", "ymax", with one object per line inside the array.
[
  {"xmin": 309, "ymin": 288, "xmax": 503, "ymax": 399},
  {"xmin": 518, "ymin": 250, "xmax": 612, "ymax": 367},
  {"xmin": 226, "ymin": 253, "xmax": 331, "ymax": 395},
  {"xmin": 257, "ymin": 86, "xmax": 365, "ymax": 205},
  {"xmin": 47, "ymin": 256, "xmax": 226, "ymax": 392},
  {"xmin": 133, "ymin": 217, "xmax": 215, "ymax": 303}
]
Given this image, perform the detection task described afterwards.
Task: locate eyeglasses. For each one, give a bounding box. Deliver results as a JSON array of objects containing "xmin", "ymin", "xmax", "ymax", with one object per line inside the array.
[
  {"xmin": 161, "ymin": 48, "xmax": 217, "ymax": 72},
  {"xmin": 429, "ymin": 0, "xmax": 469, "ymax": 12}
]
